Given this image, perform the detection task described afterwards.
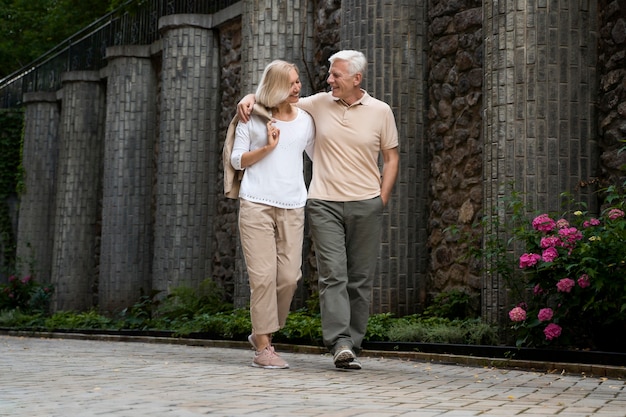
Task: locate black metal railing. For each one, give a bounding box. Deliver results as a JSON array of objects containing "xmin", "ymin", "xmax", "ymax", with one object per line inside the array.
[{"xmin": 0, "ymin": 0, "xmax": 240, "ymax": 108}]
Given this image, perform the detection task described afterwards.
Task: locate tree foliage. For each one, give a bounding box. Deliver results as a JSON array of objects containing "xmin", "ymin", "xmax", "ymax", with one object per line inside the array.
[{"xmin": 0, "ymin": 0, "xmax": 115, "ymax": 79}]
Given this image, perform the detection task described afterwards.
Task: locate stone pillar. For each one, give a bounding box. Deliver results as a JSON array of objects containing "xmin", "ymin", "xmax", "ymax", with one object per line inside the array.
[
  {"xmin": 99, "ymin": 46, "xmax": 156, "ymax": 313},
  {"xmin": 339, "ymin": 0, "xmax": 428, "ymax": 315},
  {"xmin": 483, "ymin": 1, "xmax": 599, "ymax": 323},
  {"xmin": 235, "ymin": 0, "xmax": 315, "ymax": 308},
  {"xmin": 16, "ymin": 93, "xmax": 59, "ymax": 285},
  {"xmin": 153, "ymin": 15, "xmax": 220, "ymax": 294},
  {"xmin": 425, "ymin": 3, "xmax": 485, "ymax": 311},
  {"xmin": 597, "ymin": 0, "xmax": 626, "ymax": 187},
  {"xmin": 241, "ymin": 0, "xmax": 315, "ymax": 93},
  {"xmin": 51, "ymin": 72, "xmax": 105, "ymax": 312}
]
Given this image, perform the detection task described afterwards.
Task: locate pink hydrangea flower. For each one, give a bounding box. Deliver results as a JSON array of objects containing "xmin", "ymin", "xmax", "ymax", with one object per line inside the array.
[
  {"xmin": 540, "ymin": 236, "xmax": 561, "ymax": 248},
  {"xmin": 541, "ymin": 247, "xmax": 559, "ymax": 263},
  {"xmin": 544, "ymin": 323, "xmax": 562, "ymax": 340},
  {"xmin": 538, "ymin": 308, "xmax": 554, "ymax": 322},
  {"xmin": 509, "ymin": 306, "xmax": 527, "ymax": 322},
  {"xmin": 577, "ymin": 274, "xmax": 590, "ymax": 289},
  {"xmin": 533, "ymin": 284, "xmax": 544, "ymax": 296},
  {"xmin": 519, "ymin": 253, "xmax": 542, "ymax": 269},
  {"xmin": 555, "ymin": 218, "xmax": 570, "ymax": 229},
  {"xmin": 532, "ymin": 214, "xmax": 556, "ymax": 232},
  {"xmin": 583, "ymin": 218, "xmax": 600, "ymax": 228},
  {"xmin": 558, "ymin": 227, "xmax": 583, "ymax": 242},
  {"xmin": 556, "ymin": 278, "xmax": 575, "ymax": 293},
  {"xmin": 608, "ymin": 208, "xmax": 625, "ymax": 220}
]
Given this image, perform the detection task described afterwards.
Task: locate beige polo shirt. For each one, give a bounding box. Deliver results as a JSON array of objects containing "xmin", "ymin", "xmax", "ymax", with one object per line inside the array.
[{"xmin": 297, "ymin": 90, "xmax": 398, "ymax": 201}]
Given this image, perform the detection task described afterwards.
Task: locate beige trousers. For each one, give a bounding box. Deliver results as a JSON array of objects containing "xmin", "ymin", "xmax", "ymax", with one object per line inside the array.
[{"xmin": 238, "ymin": 199, "xmax": 304, "ymax": 335}]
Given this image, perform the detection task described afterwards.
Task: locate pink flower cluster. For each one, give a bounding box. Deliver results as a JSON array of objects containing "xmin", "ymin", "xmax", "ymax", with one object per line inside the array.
[
  {"xmin": 538, "ymin": 308, "xmax": 554, "ymax": 322},
  {"xmin": 508, "ymin": 306, "xmax": 527, "ymax": 322},
  {"xmin": 519, "ymin": 253, "xmax": 541, "ymax": 268},
  {"xmin": 558, "ymin": 227, "xmax": 583, "ymax": 247},
  {"xmin": 583, "ymin": 218, "xmax": 600, "ymax": 228},
  {"xmin": 532, "ymin": 214, "xmax": 555, "ymax": 232},
  {"xmin": 577, "ymin": 274, "xmax": 590, "ymax": 289},
  {"xmin": 544, "ymin": 323, "xmax": 562, "ymax": 340},
  {"xmin": 608, "ymin": 208, "xmax": 625, "ymax": 220},
  {"xmin": 541, "ymin": 247, "xmax": 559, "ymax": 262},
  {"xmin": 520, "ymin": 214, "xmax": 588, "ymax": 267},
  {"xmin": 556, "ymin": 278, "xmax": 575, "ymax": 293},
  {"xmin": 508, "ymin": 305, "xmax": 563, "ymax": 341}
]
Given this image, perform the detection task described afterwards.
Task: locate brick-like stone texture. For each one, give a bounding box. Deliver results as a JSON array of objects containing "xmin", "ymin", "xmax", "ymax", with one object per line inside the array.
[
  {"xmin": 51, "ymin": 72, "xmax": 105, "ymax": 311},
  {"xmin": 339, "ymin": 0, "xmax": 428, "ymax": 316},
  {"xmin": 17, "ymin": 93, "xmax": 59, "ymax": 285},
  {"xmin": 152, "ymin": 17, "xmax": 220, "ymax": 293},
  {"xmin": 99, "ymin": 47, "xmax": 156, "ymax": 313},
  {"xmin": 235, "ymin": 0, "xmax": 316, "ymax": 308},
  {"xmin": 483, "ymin": 1, "xmax": 599, "ymax": 324}
]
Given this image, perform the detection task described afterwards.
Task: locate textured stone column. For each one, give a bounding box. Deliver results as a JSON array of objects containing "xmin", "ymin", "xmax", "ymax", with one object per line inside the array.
[
  {"xmin": 483, "ymin": 1, "xmax": 599, "ymax": 323},
  {"xmin": 51, "ymin": 72, "xmax": 105, "ymax": 312},
  {"xmin": 597, "ymin": 0, "xmax": 626, "ymax": 187},
  {"xmin": 153, "ymin": 15, "xmax": 220, "ymax": 294},
  {"xmin": 17, "ymin": 93, "xmax": 59, "ymax": 285},
  {"xmin": 339, "ymin": 0, "xmax": 428, "ymax": 315},
  {"xmin": 241, "ymin": 0, "xmax": 314, "ymax": 93},
  {"xmin": 99, "ymin": 46, "xmax": 156, "ymax": 313},
  {"xmin": 235, "ymin": 0, "xmax": 315, "ymax": 308}
]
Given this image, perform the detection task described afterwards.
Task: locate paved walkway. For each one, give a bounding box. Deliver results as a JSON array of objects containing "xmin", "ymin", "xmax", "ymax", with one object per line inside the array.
[{"xmin": 1, "ymin": 334, "xmax": 626, "ymax": 417}]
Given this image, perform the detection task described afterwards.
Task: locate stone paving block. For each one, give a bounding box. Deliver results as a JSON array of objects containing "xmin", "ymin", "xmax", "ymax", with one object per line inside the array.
[{"xmin": 2, "ymin": 335, "xmax": 626, "ymax": 416}]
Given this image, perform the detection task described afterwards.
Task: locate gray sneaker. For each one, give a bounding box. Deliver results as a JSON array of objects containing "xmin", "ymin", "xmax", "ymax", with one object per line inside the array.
[
  {"xmin": 333, "ymin": 346, "xmax": 358, "ymax": 369},
  {"xmin": 335, "ymin": 358, "xmax": 362, "ymax": 371}
]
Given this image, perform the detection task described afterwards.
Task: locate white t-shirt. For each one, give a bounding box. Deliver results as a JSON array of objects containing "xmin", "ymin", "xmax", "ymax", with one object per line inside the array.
[{"xmin": 231, "ymin": 108, "xmax": 315, "ymax": 208}]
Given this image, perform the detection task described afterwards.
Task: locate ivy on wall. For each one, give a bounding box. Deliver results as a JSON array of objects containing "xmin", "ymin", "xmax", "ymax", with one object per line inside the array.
[{"xmin": 0, "ymin": 108, "xmax": 24, "ymax": 275}]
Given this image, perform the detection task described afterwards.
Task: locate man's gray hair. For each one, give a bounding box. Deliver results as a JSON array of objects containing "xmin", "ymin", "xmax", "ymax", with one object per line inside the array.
[{"xmin": 329, "ymin": 50, "xmax": 367, "ymax": 77}]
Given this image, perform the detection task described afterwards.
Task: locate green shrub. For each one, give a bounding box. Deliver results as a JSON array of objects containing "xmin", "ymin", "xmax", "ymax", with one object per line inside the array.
[
  {"xmin": 276, "ymin": 309, "xmax": 322, "ymax": 344},
  {"xmin": 506, "ymin": 185, "xmax": 626, "ymax": 350},
  {"xmin": 44, "ymin": 310, "xmax": 114, "ymax": 330},
  {"xmin": 387, "ymin": 317, "xmax": 499, "ymax": 345},
  {"xmin": 423, "ymin": 289, "xmax": 479, "ymax": 320},
  {"xmin": 0, "ymin": 275, "xmax": 53, "ymax": 314}
]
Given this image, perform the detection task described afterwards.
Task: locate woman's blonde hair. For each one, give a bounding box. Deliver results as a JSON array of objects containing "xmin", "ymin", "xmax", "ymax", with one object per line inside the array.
[{"xmin": 255, "ymin": 60, "xmax": 298, "ymax": 108}]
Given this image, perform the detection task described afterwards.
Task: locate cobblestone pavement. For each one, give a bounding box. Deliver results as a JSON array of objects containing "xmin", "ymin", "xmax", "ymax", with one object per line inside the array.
[{"xmin": 1, "ymin": 335, "xmax": 626, "ymax": 417}]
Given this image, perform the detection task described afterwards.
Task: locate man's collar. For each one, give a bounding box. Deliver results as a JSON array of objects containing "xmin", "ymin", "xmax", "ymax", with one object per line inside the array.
[{"xmin": 333, "ymin": 89, "xmax": 370, "ymax": 106}]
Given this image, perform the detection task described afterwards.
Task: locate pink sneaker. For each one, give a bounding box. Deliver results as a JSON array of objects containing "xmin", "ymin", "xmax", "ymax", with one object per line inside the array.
[{"xmin": 252, "ymin": 346, "xmax": 289, "ymax": 369}]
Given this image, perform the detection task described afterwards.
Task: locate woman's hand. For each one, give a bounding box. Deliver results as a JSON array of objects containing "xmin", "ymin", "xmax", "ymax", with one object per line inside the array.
[{"xmin": 266, "ymin": 120, "xmax": 280, "ymax": 148}]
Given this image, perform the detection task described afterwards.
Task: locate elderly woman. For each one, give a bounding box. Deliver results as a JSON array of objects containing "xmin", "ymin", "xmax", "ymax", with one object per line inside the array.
[{"xmin": 231, "ymin": 60, "xmax": 315, "ymax": 369}]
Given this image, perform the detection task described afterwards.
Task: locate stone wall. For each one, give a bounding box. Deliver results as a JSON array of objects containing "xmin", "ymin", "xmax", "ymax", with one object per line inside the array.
[
  {"xmin": 426, "ymin": 1, "xmax": 484, "ymax": 302},
  {"xmin": 12, "ymin": 1, "xmax": 624, "ymax": 320},
  {"xmin": 598, "ymin": 0, "xmax": 626, "ymax": 188},
  {"xmin": 213, "ymin": 16, "xmax": 243, "ymax": 304}
]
